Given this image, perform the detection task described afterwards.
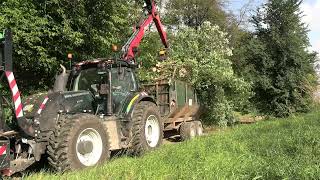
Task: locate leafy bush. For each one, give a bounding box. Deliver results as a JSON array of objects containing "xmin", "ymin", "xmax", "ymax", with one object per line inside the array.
[
  {"xmin": 234, "ymin": 0, "xmax": 318, "ymax": 117},
  {"xmin": 0, "ymin": 0, "xmax": 134, "ymax": 93},
  {"xmin": 139, "ymin": 22, "xmax": 251, "ymax": 125}
]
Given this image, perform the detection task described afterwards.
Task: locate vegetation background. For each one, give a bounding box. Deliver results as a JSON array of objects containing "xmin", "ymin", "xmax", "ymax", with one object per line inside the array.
[
  {"xmin": 0, "ymin": 0, "xmax": 319, "ymax": 179},
  {"xmin": 0, "ymin": 0, "xmax": 318, "ymax": 125}
]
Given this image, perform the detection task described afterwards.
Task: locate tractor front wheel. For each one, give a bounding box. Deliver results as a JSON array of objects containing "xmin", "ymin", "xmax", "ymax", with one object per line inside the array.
[
  {"xmin": 47, "ymin": 114, "xmax": 110, "ymax": 172},
  {"xmin": 131, "ymin": 101, "xmax": 163, "ymax": 155}
]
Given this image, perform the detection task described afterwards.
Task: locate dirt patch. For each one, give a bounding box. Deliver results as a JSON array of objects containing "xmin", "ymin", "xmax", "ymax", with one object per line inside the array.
[
  {"xmin": 238, "ymin": 115, "xmax": 265, "ymax": 124},
  {"xmin": 163, "ymin": 126, "xmax": 229, "ymax": 145}
]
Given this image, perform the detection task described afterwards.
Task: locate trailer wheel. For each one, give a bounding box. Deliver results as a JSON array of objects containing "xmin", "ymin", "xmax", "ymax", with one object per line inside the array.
[
  {"xmin": 180, "ymin": 122, "xmax": 197, "ymax": 141},
  {"xmin": 131, "ymin": 101, "xmax": 163, "ymax": 155},
  {"xmin": 194, "ymin": 121, "xmax": 204, "ymax": 136},
  {"xmin": 47, "ymin": 114, "xmax": 110, "ymax": 172}
]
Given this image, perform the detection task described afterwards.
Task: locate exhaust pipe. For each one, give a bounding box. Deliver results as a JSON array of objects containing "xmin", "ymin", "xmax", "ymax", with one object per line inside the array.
[
  {"xmin": 60, "ymin": 64, "xmax": 66, "ymax": 74},
  {"xmin": 53, "ymin": 64, "xmax": 69, "ymax": 92}
]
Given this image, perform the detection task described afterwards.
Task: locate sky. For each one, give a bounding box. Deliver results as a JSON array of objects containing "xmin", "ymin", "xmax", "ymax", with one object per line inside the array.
[
  {"xmin": 229, "ymin": 0, "xmax": 320, "ymax": 54},
  {"xmin": 301, "ymin": 0, "xmax": 320, "ymax": 54}
]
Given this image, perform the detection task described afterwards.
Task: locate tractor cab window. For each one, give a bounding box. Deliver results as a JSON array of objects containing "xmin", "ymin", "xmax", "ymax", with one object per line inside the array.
[
  {"xmin": 70, "ymin": 66, "xmax": 137, "ymax": 114},
  {"xmin": 72, "ymin": 68, "xmax": 101, "ymax": 91},
  {"xmin": 111, "ymin": 68, "xmax": 136, "ymax": 92},
  {"xmin": 111, "ymin": 67, "xmax": 137, "ymax": 112}
]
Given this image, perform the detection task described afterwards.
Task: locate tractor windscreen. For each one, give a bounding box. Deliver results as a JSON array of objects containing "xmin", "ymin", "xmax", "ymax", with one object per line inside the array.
[{"xmin": 71, "ymin": 68, "xmax": 104, "ymax": 92}]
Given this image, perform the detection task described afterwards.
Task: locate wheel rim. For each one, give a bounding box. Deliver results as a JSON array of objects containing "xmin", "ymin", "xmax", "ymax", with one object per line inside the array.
[
  {"xmin": 145, "ymin": 115, "xmax": 161, "ymax": 148},
  {"xmin": 76, "ymin": 128, "xmax": 103, "ymax": 167}
]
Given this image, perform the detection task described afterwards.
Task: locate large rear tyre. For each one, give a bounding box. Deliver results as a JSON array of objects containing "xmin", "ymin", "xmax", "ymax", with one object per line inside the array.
[
  {"xmin": 47, "ymin": 114, "xmax": 110, "ymax": 172},
  {"xmin": 131, "ymin": 101, "xmax": 163, "ymax": 155},
  {"xmin": 180, "ymin": 122, "xmax": 197, "ymax": 141}
]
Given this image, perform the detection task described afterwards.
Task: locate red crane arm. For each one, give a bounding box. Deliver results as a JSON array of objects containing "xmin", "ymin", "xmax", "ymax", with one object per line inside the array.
[{"xmin": 121, "ymin": 0, "xmax": 169, "ymax": 62}]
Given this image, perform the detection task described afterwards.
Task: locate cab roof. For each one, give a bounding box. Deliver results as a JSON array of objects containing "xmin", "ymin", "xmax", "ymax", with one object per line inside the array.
[{"xmin": 74, "ymin": 58, "xmax": 136, "ymax": 70}]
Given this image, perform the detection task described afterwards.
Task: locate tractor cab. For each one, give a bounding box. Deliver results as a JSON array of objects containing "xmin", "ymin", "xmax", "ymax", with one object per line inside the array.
[{"xmin": 65, "ymin": 59, "xmax": 139, "ymax": 117}]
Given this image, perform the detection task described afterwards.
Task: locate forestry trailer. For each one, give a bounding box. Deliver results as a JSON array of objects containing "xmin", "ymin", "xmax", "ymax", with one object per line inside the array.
[{"xmin": 0, "ymin": 0, "xmax": 203, "ymax": 176}]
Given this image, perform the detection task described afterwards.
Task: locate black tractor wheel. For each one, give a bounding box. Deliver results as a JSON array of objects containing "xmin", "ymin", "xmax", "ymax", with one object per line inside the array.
[
  {"xmin": 47, "ymin": 114, "xmax": 110, "ymax": 172},
  {"xmin": 180, "ymin": 121, "xmax": 197, "ymax": 141},
  {"xmin": 194, "ymin": 121, "xmax": 204, "ymax": 136},
  {"xmin": 131, "ymin": 101, "xmax": 163, "ymax": 155}
]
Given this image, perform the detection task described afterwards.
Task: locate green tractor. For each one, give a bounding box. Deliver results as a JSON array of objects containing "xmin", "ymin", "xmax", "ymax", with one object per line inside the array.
[{"xmin": 0, "ymin": 0, "xmax": 203, "ymax": 176}]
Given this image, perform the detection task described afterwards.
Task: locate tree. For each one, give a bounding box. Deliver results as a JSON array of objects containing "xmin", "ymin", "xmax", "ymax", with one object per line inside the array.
[
  {"xmin": 41, "ymin": 0, "xmax": 135, "ymax": 59},
  {"xmin": 0, "ymin": 0, "xmax": 134, "ymax": 93},
  {"xmin": 164, "ymin": 0, "xmax": 229, "ymax": 30},
  {"xmin": 139, "ymin": 22, "xmax": 251, "ymax": 126},
  {"xmin": 0, "ymin": 0, "xmax": 60, "ymax": 92},
  {"xmin": 164, "ymin": 0, "xmax": 252, "ymax": 68},
  {"xmin": 238, "ymin": 0, "xmax": 317, "ymax": 117}
]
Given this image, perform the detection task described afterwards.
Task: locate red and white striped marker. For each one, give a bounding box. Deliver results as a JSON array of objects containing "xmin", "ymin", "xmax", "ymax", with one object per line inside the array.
[
  {"xmin": 5, "ymin": 71, "xmax": 23, "ymax": 118},
  {"xmin": 0, "ymin": 145, "xmax": 6, "ymax": 155},
  {"xmin": 37, "ymin": 97, "xmax": 49, "ymax": 114}
]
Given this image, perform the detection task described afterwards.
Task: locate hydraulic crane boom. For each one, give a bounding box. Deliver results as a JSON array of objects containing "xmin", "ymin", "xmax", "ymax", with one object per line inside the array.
[{"xmin": 121, "ymin": 0, "xmax": 169, "ymax": 63}]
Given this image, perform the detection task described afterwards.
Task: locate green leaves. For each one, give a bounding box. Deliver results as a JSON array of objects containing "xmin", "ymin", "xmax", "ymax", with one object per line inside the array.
[
  {"xmin": 164, "ymin": 0, "xmax": 228, "ymax": 30},
  {"xmin": 237, "ymin": 0, "xmax": 317, "ymax": 117},
  {"xmin": 0, "ymin": 0, "xmax": 134, "ymax": 93},
  {"xmin": 139, "ymin": 22, "xmax": 251, "ymax": 125}
]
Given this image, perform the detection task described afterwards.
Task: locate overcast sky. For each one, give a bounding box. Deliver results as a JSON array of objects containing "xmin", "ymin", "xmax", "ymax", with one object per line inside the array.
[
  {"xmin": 301, "ymin": 0, "xmax": 320, "ymax": 54},
  {"xmin": 229, "ymin": 0, "xmax": 320, "ymax": 54}
]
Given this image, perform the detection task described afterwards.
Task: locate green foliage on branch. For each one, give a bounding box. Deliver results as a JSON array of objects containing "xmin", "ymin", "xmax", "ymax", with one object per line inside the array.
[
  {"xmin": 164, "ymin": 0, "xmax": 228, "ymax": 30},
  {"xmin": 139, "ymin": 23, "xmax": 251, "ymax": 125},
  {"xmin": 0, "ymin": 0, "xmax": 134, "ymax": 93},
  {"xmin": 235, "ymin": 0, "xmax": 318, "ymax": 117},
  {"xmin": 164, "ymin": 0, "xmax": 244, "ymax": 49}
]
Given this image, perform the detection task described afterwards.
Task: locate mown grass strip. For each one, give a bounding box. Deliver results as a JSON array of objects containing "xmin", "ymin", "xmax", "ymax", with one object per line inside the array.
[{"xmin": 28, "ymin": 111, "xmax": 320, "ymax": 180}]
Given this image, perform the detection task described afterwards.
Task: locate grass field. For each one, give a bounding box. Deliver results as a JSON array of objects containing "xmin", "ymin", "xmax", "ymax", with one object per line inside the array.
[{"xmin": 28, "ymin": 110, "xmax": 320, "ymax": 180}]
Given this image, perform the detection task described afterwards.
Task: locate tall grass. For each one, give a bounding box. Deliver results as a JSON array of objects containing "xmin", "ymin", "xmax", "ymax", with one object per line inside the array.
[{"xmin": 28, "ymin": 110, "xmax": 320, "ymax": 179}]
